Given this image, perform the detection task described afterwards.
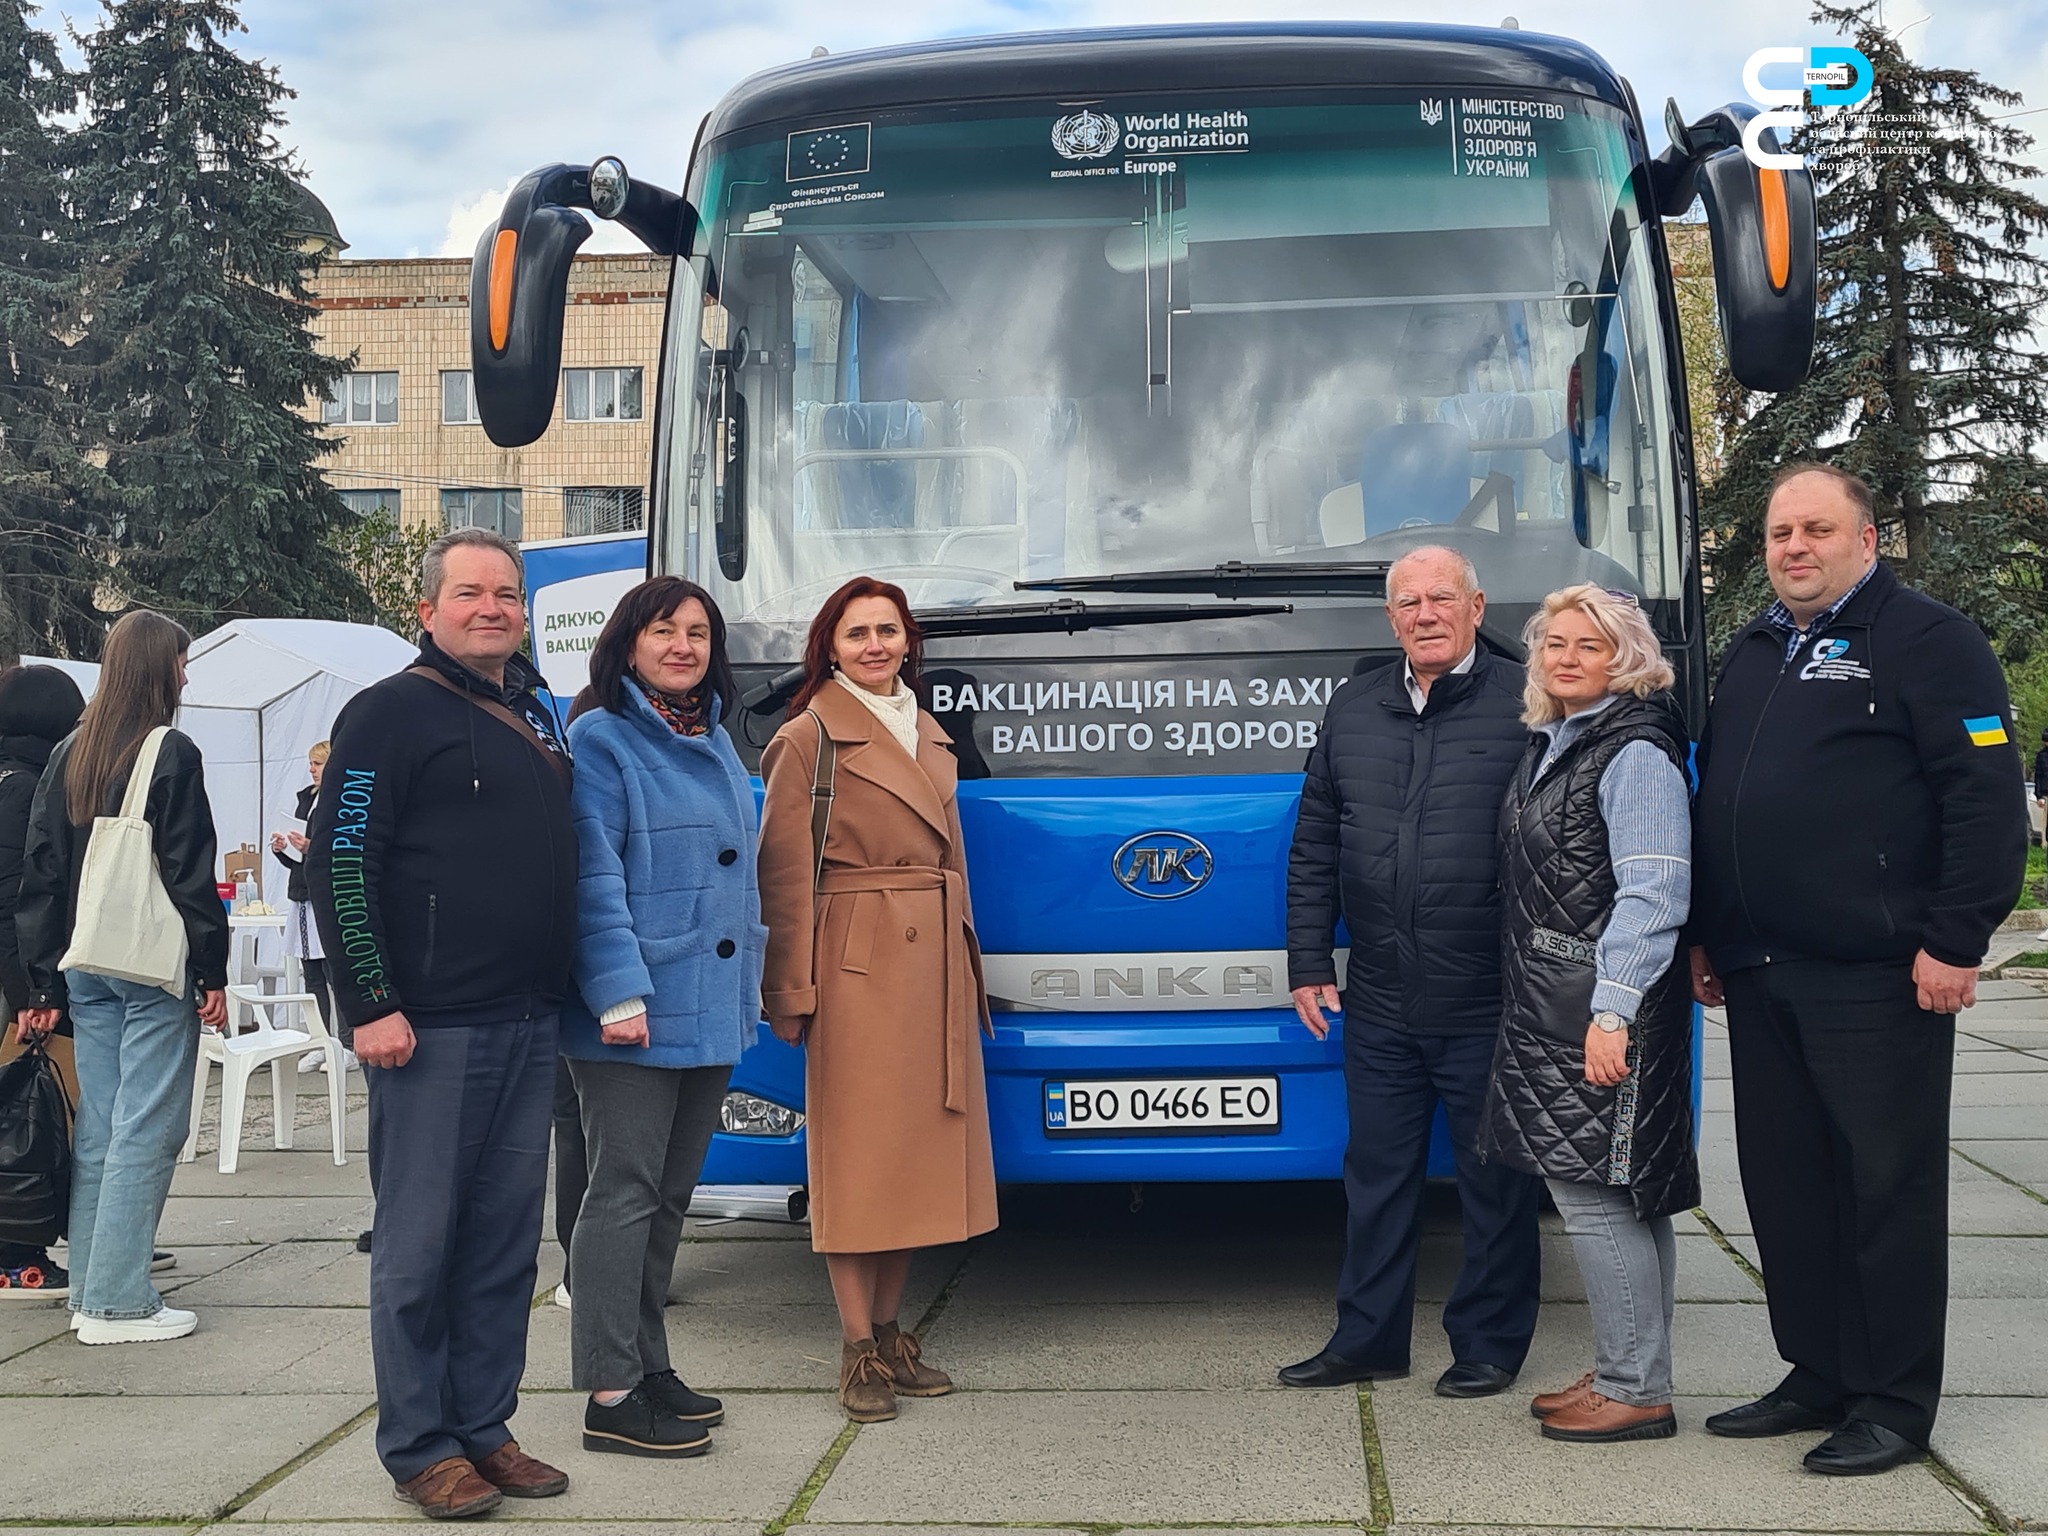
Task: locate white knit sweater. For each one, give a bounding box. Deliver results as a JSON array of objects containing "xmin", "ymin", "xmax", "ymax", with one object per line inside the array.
[{"xmin": 834, "ymin": 672, "xmax": 921, "ymax": 757}]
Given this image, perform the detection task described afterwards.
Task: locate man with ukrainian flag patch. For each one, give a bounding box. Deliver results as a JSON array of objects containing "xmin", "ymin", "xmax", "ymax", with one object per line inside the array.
[{"xmin": 1686, "ymin": 463, "xmax": 2027, "ymax": 1477}]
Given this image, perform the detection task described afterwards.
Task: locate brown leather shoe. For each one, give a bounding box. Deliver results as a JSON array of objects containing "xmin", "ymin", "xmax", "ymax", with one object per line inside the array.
[
  {"xmin": 1540, "ymin": 1391, "xmax": 1678, "ymax": 1442},
  {"xmin": 393, "ymin": 1457, "xmax": 503, "ymax": 1519},
  {"xmin": 1531, "ymin": 1371, "xmax": 1596, "ymax": 1419},
  {"xmin": 875, "ymin": 1319, "xmax": 953, "ymax": 1397},
  {"xmin": 840, "ymin": 1337, "xmax": 898, "ymax": 1423},
  {"xmin": 472, "ymin": 1438, "xmax": 569, "ymax": 1497}
]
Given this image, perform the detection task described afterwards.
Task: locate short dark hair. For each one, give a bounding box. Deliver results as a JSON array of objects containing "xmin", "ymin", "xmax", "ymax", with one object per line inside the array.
[
  {"xmin": 1769, "ymin": 461, "xmax": 1876, "ymax": 530},
  {"xmin": 572, "ymin": 577, "xmax": 738, "ymax": 726}
]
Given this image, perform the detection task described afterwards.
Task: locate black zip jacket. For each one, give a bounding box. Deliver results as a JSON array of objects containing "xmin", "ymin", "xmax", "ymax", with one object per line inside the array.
[
  {"xmin": 1, "ymin": 732, "xmax": 61, "ymax": 1012},
  {"xmin": 1286, "ymin": 647, "xmax": 1530, "ymax": 1034},
  {"xmin": 305, "ymin": 638, "xmax": 576, "ymax": 1031},
  {"xmin": 16, "ymin": 728, "xmax": 231, "ymax": 1009},
  {"xmin": 1692, "ymin": 562, "xmax": 2027, "ymax": 971}
]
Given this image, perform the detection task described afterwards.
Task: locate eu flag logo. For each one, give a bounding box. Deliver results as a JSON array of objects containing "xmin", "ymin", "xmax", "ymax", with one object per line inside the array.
[{"xmin": 787, "ymin": 123, "xmax": 872, "ymax": 183}]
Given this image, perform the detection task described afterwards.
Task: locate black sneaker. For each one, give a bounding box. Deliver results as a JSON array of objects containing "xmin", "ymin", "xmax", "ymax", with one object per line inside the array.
[
  {"xmin": 641, "ymin": 1368, "xmax": 724, "ymax": 1425},
  {"xmin": 582, "ymin": 1386, "xmax": 713, "ymax": 1458},
  {"xmin": 356, "ymin": 1230, "xmax": 373, "ymax": 1254},
  {"xmin": 150, "ymin": 1250, "xmax": 176, "ymax": 1273}
]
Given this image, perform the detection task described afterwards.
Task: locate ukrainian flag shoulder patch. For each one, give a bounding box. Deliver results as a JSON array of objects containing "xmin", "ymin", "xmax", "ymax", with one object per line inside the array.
[{"xmin": 1964, "ymin": 715, "xmax": 2010, "ymax": 747}]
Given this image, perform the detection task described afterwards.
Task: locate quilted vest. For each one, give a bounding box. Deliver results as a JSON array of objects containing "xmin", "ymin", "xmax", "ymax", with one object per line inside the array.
[{"xmin": 1480, "ymin": 690, "xmax": 1702, "ymax": 1220}]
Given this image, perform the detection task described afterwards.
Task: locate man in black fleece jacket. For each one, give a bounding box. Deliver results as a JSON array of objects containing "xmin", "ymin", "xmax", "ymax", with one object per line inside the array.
[
  {"xmin": 1689, "ymin": 465, "xmax": 2026, "ymax": 1475},
  {"xmin": 308, "ymin": 529, "xmax": 576, "ymax": 1516}
]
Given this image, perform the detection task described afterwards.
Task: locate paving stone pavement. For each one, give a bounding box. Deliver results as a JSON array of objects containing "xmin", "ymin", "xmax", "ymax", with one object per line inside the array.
[{"xmin": 5, "ymin": 985, "xmax": 2042, "ymax": 1534}]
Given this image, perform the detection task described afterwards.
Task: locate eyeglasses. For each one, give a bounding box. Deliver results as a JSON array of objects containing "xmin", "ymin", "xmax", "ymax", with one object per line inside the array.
[{"xmin": 1602, "ymin": 588, "xmax": 1641, "ymax": 608}]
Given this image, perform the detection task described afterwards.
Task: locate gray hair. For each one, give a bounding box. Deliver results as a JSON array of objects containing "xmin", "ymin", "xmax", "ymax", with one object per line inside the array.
[
  {"xmin": 1385, "ymin": 545, "xmax": 1480, "ymax": 602},
  {"xmin": 421, "ymin": 526, "xmax": 524, "ymax": 605}
]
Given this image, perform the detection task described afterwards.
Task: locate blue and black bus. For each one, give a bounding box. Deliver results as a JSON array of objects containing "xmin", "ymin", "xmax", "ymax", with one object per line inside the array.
[{"xmin": 474, "ymin": 22, "xmax": 1814, "ymax": 1202}]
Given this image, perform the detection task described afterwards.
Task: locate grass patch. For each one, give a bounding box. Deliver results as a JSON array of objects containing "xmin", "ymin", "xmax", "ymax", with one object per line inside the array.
[
  {"xmin": 2014, "ymin": 844, "xmax": 2047, "ymax": 912},
  {"xmin": 2005, "ymin": 951, "xmax": 2048, "ymax": 968}
]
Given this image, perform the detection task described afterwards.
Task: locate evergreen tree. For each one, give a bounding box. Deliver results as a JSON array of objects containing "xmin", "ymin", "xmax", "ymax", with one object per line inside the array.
[
  {"xmin": 0, "ymin": 0, "xmax": 100, "ymax": 661},
  {"xmin": 69, "ymin": 0, "xmax": 367, "ymax": 631},
  {"xmin": 1701, "ymin": 0, "xmax": 2048, "ymax": 651}
]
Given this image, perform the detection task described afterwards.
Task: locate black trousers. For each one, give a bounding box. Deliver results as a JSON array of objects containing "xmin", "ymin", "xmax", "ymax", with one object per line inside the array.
[
  {"xmin": 1328, "ymin": 1019, "xmax": 1542, "ymax": 1370},
  {"xmin": 551, "ymin": 1056, "xmax": 588, "ymax": 1290},
  {"xmin": 365, "ymin": 1014, "xmax": 556, "ymax": 1483},
  {"xmin": 1723, "ymin": 960, "xmax": 1953, "ymax": 1445}
]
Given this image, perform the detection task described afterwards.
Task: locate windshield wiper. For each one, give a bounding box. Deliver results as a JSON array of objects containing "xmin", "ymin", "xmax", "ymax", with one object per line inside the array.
[
  {"xmin": 739, "ymin": 598, "xmax": 1292, "ymax": 715},
  {"xmin": 1016, "ymin": 560, "xmax": 1391, "ymax": 598}
]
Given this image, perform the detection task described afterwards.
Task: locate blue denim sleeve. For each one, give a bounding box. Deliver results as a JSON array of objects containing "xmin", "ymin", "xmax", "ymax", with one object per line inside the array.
[{"xmin": 1591, "ymin": 741, "xmax": 1693, "ymax": 1023}]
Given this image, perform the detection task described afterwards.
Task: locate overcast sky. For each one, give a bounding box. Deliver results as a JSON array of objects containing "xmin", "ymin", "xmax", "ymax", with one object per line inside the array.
[{"xmin": 48, "ymin": 0, "xmax": 2048, "ymax": 258}]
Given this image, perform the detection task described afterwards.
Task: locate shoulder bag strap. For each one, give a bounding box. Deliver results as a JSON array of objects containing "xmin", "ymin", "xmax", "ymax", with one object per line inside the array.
[
  {"xmin": 117, "ymin": 726, "xmax": 173, "ymax": 820},
  {"xmin": 409, "ymin": 666, "xmax": 572, "ymax": 788},
  {"xmin": 806, "ymin": 707, "xmax": 836, "ymax": 892}
]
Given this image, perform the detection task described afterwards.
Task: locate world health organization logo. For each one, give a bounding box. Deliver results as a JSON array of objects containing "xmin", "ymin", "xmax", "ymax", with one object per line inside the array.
[
  {"xmin": 1051, "ymin": 110, "xmax": 1120, "ymax": 161},
  {"xmin": 1111, "ymin": 831, "xmax": 1213, "ymax": 900}
]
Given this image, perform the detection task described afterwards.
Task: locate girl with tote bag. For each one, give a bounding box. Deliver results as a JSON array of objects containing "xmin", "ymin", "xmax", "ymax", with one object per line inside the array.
[{"xmin": 15, "ymin": 611, "xmax": 230, "ymax": 1344}]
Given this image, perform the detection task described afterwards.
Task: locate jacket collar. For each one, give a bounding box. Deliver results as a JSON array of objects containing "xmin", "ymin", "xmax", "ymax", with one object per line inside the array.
[
  {"xmin": 414, "ymin": 633, "xmax": 548, "ymax": 708},
  {"xmin": 0, "ymin": 732, "xmax": 57, "ymax": 773},
  {"xmin": 805, "ymin": 680, "xmax": 955, "ymax": 842},
  {"xmin": 1378, "ymin": 644, "xmax": 1498, "ymax": 716},
  {"xmin": 1746, "ymin": 560, "xmax": 1896, "ymax": 647},
  {"xmin": 617, "ymin": 677, "xmax": 730, "ymax": 751}
]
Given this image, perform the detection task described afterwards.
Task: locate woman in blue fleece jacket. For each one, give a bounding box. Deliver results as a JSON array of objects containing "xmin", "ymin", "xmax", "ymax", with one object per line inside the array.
[{"xmin": 560, "ymin": 577, "xmax": 766, "ymax": 1460}]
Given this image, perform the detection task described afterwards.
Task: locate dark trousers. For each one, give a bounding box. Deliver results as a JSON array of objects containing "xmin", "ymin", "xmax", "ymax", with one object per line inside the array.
[
  {"xmin": 552, "ymin": 1056, "xmax": 588, "ymax": 1290},
  {"xmin": 301, "ymin": 957, "xmax": 348, "ymax": 1050},
  {"xmin": 365, "ymin": 1014, "xmax": 556, "ymax": 1483},
  {"xmin": 1724, "ymin": 960, "xmax": 1953, "ymax": 1445},
  {"xmin": 566, "ymin": 1058, "xmax": 732, "ymax": 1389},
  {"xmin": 1329, "ymin": 1019, "xmax": 1542, "ymax": 1370}
]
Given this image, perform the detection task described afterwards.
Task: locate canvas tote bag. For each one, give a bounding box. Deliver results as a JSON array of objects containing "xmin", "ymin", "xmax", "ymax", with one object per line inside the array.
[{"xmin": 57, "ymin": 725, "xmax": 190, "ymax": 995}]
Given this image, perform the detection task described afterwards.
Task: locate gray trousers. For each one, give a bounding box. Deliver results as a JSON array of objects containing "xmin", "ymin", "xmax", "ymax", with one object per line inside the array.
[
  {"xmin": 1547, "ymin": 1177, "xmax": 1677, "ymax": 1406},
  {"xmin": 566, "ymin": 1057, "xmax": 732, "ymax": 1391}
]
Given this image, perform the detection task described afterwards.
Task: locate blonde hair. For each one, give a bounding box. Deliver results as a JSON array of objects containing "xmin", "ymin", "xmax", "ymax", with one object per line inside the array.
[
  {"xmin": 1522, "ymin": 584, "xmax": 1675, "ymax": 726},
  {"xmin": 308, "ymin": 740, "xmax": 332, "ymax": 766}
]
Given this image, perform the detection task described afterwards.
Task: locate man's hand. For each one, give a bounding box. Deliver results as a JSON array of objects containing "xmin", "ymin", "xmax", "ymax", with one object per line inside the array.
[
  {"xmin": 14, "ymin": 1008, "xmax": 60, "ymax": 1043},
  {"xmin": 600, "ymin": 1010, "xmax": 650, "ymax": 1048},
  {"xmin": 1584, "ymin": 1021, "xmax": 1631, "ymax": 1087},
  {"xmin": 769, "ymin": 1014, "xmax": 808, "ymax": 1046},
  {"xmin": 197, "ymin": 989, "xmax": 227, "ymax": 1030},
  {"xmin": 354, "ymin": 1011, "xmax": 417, "ymax": 1068},
  {"xmin": 1688, "ymin": 946, "xmax": 1725, "ymax": 1008},
  {"xmin": 1291, "ymin": 983, "xmax": 1341, "ymax": 1039},
  {"xmin": 1912, "ymin": 951, "xmax": 1978, "ymax": 1016}
]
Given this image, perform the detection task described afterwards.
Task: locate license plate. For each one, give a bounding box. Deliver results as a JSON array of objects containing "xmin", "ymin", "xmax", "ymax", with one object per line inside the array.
[{"xmin": 1043, "ymin": 1076, "xmax": 1279, "ymax": 1136}]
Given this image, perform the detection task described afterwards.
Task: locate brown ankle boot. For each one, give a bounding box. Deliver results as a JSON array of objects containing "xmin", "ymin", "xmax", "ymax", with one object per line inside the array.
[
  {"xmin": 875, "ymin": 1319, "xmax": 953, "ymax": 1397},
  {"xmin": 840, "ymin": 1338, "xmax": 897, "ymax": 1422},
  {"xmin": 1531, "ymin": 1371, "xmax": 1596, "ymax": 1420}
]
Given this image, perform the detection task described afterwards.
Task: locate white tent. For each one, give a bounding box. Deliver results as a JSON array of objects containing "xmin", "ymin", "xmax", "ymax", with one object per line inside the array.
[
  {"xmin": 18, "ymin": 655, "xmax": 101, "ymax": 699},
  {"xmin": 177, "ymin": 620, "xmax": 416, "ymax": 902}
]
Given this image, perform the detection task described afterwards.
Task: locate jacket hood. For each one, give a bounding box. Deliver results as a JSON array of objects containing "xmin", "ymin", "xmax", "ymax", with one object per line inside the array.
[{"xmin": 0, "ymin": 731, "xmax": 59, "ymax": 774}]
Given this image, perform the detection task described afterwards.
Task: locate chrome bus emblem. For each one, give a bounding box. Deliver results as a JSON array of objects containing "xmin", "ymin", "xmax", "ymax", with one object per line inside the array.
[
  {"xmin": 1111, "ymin": 831, "xmax": 1213, "ymax": 899},
  {"xmin": 1051, "ymin": 110, "xmax": 1120, "ymax": 161}
]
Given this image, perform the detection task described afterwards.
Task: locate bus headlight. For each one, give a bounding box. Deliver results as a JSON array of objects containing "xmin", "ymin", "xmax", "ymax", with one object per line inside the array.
[{"xmin": 720, "ymin": 1091, "xmax": 804, "ymax": 1137}]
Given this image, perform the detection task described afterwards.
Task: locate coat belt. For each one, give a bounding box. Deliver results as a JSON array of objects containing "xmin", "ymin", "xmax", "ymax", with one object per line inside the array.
[{"xmin": 816, "ymin": 865, "xmax": 985, "ymax": 1113}]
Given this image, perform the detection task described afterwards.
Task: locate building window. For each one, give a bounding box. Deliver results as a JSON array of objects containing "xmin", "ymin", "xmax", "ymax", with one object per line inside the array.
[
  {"xmin": 442, "ymin": 370, "xmax": 480, "ymax": 424},
  {"xmin": 564, "ymin": 366, "xmax": 643, "ymax": 422},
  {"xmin": 563, "ymin": 487, "xmax": 645, "ymax": 537},
  {"xmin": 338, "ymin": 488, "xmax": 401, "ymax": 519},
  {"xmin": 322, "ymin": 371, "xmax": 398, "ymax": 426},
  {"xmin": 442, "ymin": 488, "xmax": 522, "ymax": 540}
]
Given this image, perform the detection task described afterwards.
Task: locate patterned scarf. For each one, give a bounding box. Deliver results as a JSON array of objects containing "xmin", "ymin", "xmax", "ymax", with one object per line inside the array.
[{"xmin": 636, "ymin": 676, "xmax": 711, "ymax": 737}]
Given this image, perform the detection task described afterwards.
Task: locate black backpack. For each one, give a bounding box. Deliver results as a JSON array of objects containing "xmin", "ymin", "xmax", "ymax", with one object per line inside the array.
[{"xmin": 0, "ymin": 1038, "xmax": 73, "ymax": 1247}]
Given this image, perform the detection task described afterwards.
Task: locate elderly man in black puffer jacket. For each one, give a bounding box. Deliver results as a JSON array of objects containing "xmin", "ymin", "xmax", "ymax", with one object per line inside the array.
[{"xmin": 1280, "ymin": 545, "xmax": 1542, "ymax": 1399}]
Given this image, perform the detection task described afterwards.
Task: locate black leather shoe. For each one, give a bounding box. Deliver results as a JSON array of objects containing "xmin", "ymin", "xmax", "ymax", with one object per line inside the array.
[
  {"xmin": 1435, "ymin": 1361, "xmax": 1517, "ymax": 1398},
  {"xmin": 1804, "ymin": 1420, "xmax": 1924, "ymax": 1476},
  {"xmin": 1277, "ymin": 1351, "xmax": 1408, "ymax": 1388},
  {"xmin": 1704, "ymin": 1391, "xmax": 1841, "ymax": 1438}
]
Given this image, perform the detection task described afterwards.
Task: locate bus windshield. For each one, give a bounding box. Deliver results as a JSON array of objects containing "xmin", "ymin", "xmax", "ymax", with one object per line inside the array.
[{"xmin": 664, "ymin": 89, "xmax": 1684, "ymax": 631}]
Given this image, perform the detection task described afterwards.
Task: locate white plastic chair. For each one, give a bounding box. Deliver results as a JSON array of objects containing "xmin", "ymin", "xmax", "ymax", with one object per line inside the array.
[{"xmin": 179, "ymin": 985, "xmax": 348, "ymax": 1173}]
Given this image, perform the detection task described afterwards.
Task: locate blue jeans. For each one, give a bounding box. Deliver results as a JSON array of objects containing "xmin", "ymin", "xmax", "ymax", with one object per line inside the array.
[
  {"xmin": 1547, "ymin": 1177, "xmax": 1676, "ymax": 1405},
  {"xmin": 65, "ymin": 971, "xmax": 200, "ymax": 1320}
]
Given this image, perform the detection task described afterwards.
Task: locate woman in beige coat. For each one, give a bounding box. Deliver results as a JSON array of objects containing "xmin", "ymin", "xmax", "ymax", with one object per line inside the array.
[{"xmin": 757, "ymin": 576, "xmax": 997, "ymax": 1424}]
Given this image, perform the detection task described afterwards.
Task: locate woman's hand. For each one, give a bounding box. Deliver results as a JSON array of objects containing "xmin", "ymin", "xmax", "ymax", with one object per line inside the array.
[
  {"xmin": 1584, "ymin": 1020, "xmax": 1631, "ymax": 1087},
  {"xmin": 600, "ymin": 1011, "xmax": 650, "ymax": 1048},
  {"xmin": 769, "ymin": 1013, "xmax": 808, "ymax": 1045},
  {"xmin": 270, "ymin": 831, "xmax": 289, "ymax": 853},
  {"xmin": 15, "ymin": 1008, "xmax": 60, "ymax": 1042},
  {"xmin": 287, "ymin": 831, "xmax": 310, "ymax": 854}
]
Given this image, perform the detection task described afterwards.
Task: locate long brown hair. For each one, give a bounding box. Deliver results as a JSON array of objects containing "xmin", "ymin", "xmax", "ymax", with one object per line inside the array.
[
  {"xmin": 787, "ymin": 576, "xmax": 924, "ymax": 718},
  {"xmin": 570, "ymin": 577, "xmax": 739, "ymax": 726},
  {"xmin": 66, "ymin": 611, "xmax": 192, "ymax": 825}
]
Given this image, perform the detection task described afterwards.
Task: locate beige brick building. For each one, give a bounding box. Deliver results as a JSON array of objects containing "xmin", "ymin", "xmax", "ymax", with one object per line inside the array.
[{"xmin": 304, "ymin": 254, "xmax": 671, "ymax": 543}]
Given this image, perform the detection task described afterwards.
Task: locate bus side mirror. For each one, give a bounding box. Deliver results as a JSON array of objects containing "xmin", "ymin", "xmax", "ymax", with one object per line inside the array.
[
  {"xmin": 1654, "ymin": 102, "xmax": 1817, "ymax": 393},
  {"xmin": 470, "ymin": 159, "xmax": 695, "ymax": 448}
]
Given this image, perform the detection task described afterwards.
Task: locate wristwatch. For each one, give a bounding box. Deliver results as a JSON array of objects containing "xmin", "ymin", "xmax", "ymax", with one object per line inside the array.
[{"xmin": 1592, "ymin": 1010, "xmax": 1628, "ymax": 1034}]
